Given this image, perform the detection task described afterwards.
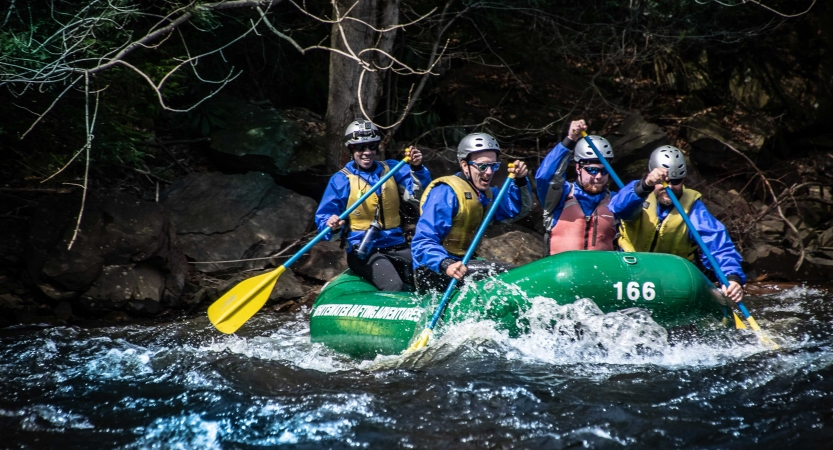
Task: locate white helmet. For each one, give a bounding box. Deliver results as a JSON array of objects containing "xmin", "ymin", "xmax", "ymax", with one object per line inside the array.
[
  {"xmin": 457, "ymin": 132, "xmax": 500, "ymax": 162},
  {"xmin": 649, "ymin": 145, "xmax": 687, "ymax": 180},
  {"xmin": 574, "ymin": 135, "xmax": 613, "ymax": 162},
  {"xmin": 343, "ymin": 119, "xmax": 381, "ymax": 147}
]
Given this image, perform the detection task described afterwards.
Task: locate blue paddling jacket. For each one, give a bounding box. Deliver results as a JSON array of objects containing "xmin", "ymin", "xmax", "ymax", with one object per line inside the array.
[{"xmin": 315, "ymin": 160, "xmax": 431, "ymax": 253}]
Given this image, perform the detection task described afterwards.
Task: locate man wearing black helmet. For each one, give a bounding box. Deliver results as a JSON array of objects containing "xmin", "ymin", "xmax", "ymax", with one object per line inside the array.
[
  {"xmin": 315, "ymin": 119, "xmax": 432, "ymax": 291},
  {"xmin": 411, "ymin": 132, "xmax": 532, "ymax": 291},
  {"xmin": 536, "ymin": 119, "xmax": 622, "ymax": 255},
  {"xmin": 608, "ymin": 146, "xmax": 747, "ymax": 303}
]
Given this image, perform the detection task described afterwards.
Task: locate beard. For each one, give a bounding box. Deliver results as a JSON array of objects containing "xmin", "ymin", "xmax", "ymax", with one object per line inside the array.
[
  {"xmin": 582, "ymin": 182, "xmax": 606, "ymax": 195},
  {"xmin": 656, "ymin": 190, "xmax": 673, "ymax": 206}
]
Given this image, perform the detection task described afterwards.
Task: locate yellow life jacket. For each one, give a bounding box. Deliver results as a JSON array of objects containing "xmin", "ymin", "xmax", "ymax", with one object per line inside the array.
[
  {"xmin": 341, "ymin": 161, "xmax": 401, "ymax": 231},
  {"xmin": 420, "ymin": 175, "xmax": 492, "ymax": 256},
  {"xmin": 619, "ymin": 188, "xmax": 701, "ymax": 260}
]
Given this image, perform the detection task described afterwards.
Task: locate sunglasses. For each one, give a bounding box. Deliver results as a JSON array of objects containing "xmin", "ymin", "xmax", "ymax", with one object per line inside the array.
[
  {"xmin": 581, "ymin": 166, "xmax": 609, "ymax": 176},
  {"xmin": 468, "ymin": 161, "xmax": 501, "ymax": 173},
  {"xmin": 348, "ymin": 142, "xmax": 379, "ymax": 153}
]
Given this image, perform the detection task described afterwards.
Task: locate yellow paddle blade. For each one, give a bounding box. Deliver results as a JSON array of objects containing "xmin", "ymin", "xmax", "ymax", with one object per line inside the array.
[
  {"xmin": 745, "ymin": 316, "xmax": 781, "ymax": 350},
  {"xmin": 407, "ymin": 329, "xmax": 433, "ymax": 352},
  {"xmin": 207, "ymin": 266, "xmax": 285, "ymax": 334},
  {"xmin": 733, "ymin": 312, "xmax": 748, "ymax": 329}
]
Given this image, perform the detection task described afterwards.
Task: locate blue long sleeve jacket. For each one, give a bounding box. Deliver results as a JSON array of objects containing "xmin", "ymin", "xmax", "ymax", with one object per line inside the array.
[
  {"xmin": 535, "ymin": 142, "xmax": 619, "ymax": 230},
  {"xmin": 608, "ymin": 180, "xmax": 747, "ymax": 284},
  {"xmin": 315, "ymin": 160, "xmax": 431, "ymax": 253},
  {"xmin": 412, "ymin": 174, "xmax": 532, "ymax": 273}
]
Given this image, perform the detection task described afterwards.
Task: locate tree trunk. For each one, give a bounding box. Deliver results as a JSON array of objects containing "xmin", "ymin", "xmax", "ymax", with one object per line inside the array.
[{"xmin": 324, "ymin": 0, "xmax": 400, "ymax": 171}]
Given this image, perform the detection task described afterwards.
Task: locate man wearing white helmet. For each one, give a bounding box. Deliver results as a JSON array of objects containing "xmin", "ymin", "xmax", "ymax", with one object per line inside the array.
[
  {"xmin": 315, "ymin": 118, "xmax": 432, "ymax": 291},
  {"xmin": 411, "ymin": 132, "xmax": 532, "ymax": 291},
  {"xmin": 535, "ymin": 119, "xmax": 623, "ymax": 255},
  {"xmin": 608, "ymin": 145, "xmax": 747, "ymax": 303}
]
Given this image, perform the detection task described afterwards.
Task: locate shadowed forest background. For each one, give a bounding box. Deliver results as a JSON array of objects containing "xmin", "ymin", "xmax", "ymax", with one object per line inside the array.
[{"xmin": 0, "ymin": 0, "xmax": 831, "ymax": 324}]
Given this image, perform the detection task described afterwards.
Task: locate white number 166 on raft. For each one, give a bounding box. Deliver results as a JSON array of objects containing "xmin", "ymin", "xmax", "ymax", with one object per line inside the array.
[{"xmin": 612, "ymin": 281, "xmax": 656, "ymax": 301}]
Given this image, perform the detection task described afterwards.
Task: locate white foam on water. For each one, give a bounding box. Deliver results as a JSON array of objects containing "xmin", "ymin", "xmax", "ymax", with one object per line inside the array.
[
  {"xmin": 83, "ymin": 346, "xmax": 154, "ymax": 380},
  {"xmin": 382, "ymin": 293, "xmax": 771, "ymax": 373},
  {"xmin": 123, "ymin": 414, "xmax": 223, "ymax": 449},
  {"xmin": 0, "ymin": 405, "xmax": 94, "ymax": 432},
  {"xmin": 198, "ymin": 309, "xmax": 362, "ymax": 372}
]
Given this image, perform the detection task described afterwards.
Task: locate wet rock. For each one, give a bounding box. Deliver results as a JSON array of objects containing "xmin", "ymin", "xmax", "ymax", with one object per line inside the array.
[
  {"xmin": 205, "ymin": 100, "xmax": 327, "ymax": 176},
  {"xmin": 54, "ymin": 301, "xmax": 73, "ymax": 320},
  {"xmin": 79, "ymin": 264, "xmax": 165, "ymax": 314},
  {"xmin": 729, "ymin": 67, "xmax": 770, "ymax": 110},
  {"xmin": 0, "ymin": 293, "xmax": 39, "ymax": 325},
  {"xmin": 743, "ymin": 243, "xmax": 831, "ymax": 281},
  {"xmin": 294, "ymin": 240, "xmax": 348, "ymax": 282},
  {"xmin": 25, "ymin": 192, "xmax": 188, "ymax": 313},
  {"xmin": 479, "ymin": 223, "xmax": 544, "ymax": 266},
  {"xmin": 161, "ymin": 172, "xmax": 317, "ymax": 274},
  {"xmin": 607, "ymin": 114, "xmax": 671, "ymax": 166}
]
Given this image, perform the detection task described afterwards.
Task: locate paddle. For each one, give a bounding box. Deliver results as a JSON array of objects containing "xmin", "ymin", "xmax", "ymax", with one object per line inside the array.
[
  {"xmin": 661, "ymin": 181, "xmax": 780, "ymax": 350},
  {"xmin": 208, "ymin": 150, "xmax": 412, "ymax": 334},
  {"xmin": 408, "ymin": 164, "xmax": 517, "ymax": 351}
]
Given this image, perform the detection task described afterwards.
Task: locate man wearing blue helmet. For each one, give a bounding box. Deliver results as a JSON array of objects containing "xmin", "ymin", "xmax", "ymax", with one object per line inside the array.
[
  {"xmin": 315, "ymin": 119, "xmax": 432, "ymax": 291},
  {"xmin": 608, "ymin": 145, "xmax": 747, "ymax": 303}
]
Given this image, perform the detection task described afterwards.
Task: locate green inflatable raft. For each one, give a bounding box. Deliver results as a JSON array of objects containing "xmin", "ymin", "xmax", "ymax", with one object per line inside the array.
[{"xmin": 310, "ymin": 251, "xmax": 728, "ymax": 359}]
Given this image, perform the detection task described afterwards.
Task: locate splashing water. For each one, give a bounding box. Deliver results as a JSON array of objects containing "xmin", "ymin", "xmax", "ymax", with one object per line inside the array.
[{"xmin": 1, "ymin": 284, "xmax": 831, "ymax": 448}]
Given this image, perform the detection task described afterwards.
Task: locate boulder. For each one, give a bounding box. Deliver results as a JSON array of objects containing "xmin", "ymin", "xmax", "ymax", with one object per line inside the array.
[
  {"xmin": 25, "ymin": 192, "xmax": 188, "ymax": 313},
  {"xmin": 743, "ymin": 243, "xmax": 831, "ymax": 281},
  {"xmin": 205, "ymin": 99, "xmax": 327, "ymax": 176},
  {"xmin": 161, "ymin": 172, "xmax": 318, "ymax": 274},
  {"xmin": 607, "ymin": 114, "xmax": 671, "ymax": 166},
  {"xmin": 78, "ymin": 264, "xmax": 166, "ymax": 314},
  {"xmin": 0, "ymin": 293, "xmax": 40, "ymax": 325},
  {"xmin": 479, "ymin": 223, "xmax": 545, "ymax": 266},
  {"xmin": 729, "ymin": 67, "xmax": 771, "ymax": 110},
  {"xmin": 293, "ymin": 240, "xmax": 348, "ymax": 282}
]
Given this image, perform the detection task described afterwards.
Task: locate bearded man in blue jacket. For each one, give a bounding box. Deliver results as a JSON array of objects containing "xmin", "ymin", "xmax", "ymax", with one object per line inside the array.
[
  {"xmin": 536, "ymin": 119, "xmax": 623, "ymax": 255},
  {"xmin": 411, "ymin": 132, "xmax": 532, "ymax": 292},
  {"xmin": 315, "ymin": 119, "xmax": 431, "ymax": 292},
  {"xmin": 608, "ymin": 146, "xmax": 747, "ymax": 303}
]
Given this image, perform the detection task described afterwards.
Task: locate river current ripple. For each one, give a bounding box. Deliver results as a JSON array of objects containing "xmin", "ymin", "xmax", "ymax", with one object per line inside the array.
[{"xmin": 1, "ymin": 284, "xmax": 831, "ymax": 449}]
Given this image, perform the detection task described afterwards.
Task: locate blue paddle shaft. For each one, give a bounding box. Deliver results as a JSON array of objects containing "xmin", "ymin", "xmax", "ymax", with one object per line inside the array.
[
  {"xmin": 282, "ymin": 158, "xmax": 410, "ymax": 269},
  {"xmin": 581, "ymin": 133, "xmax": 624, "ymax": 189},
  {"xmin": 662, "ymin": 184, "xmax": 751, "ymax": 317},
  {"xmin": 426, "ymin": 173, "xmax": 517, "ymax": 331}
]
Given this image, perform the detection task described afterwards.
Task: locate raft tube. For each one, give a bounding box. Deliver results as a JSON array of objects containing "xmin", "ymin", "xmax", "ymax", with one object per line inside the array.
[{"xmin": 310, "ymin": 251, "xmax": 728, "ymax": 359}]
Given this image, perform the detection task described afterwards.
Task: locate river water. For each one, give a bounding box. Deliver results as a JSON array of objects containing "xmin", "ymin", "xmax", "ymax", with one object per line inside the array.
[{"xmin": 1, "ymin": 283, "xmax": 831, "ymax": 449}]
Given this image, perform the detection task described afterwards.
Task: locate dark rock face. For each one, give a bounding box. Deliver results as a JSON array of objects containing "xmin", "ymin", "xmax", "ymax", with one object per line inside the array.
[
  {"xmin": 161, "ymin": 171, "xmax": 318, "ymax": 274},
  {"xmin": 205, "ymin": 101, "xmax": 327, "ymax": 176},
  {"xmin": 293, "ymin": 240, "xmax": 348, "ymax": 282},
  {"xmin": 608, "ymin": 114, "xmax": 671, "ymax": 167},
  {"xmin": 479, "ymin": 223, "xmax": 545, "ymax": 266},
  {"xmin": 24, "ymin": 192, "xmax": 188, "ymax": 314}
]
